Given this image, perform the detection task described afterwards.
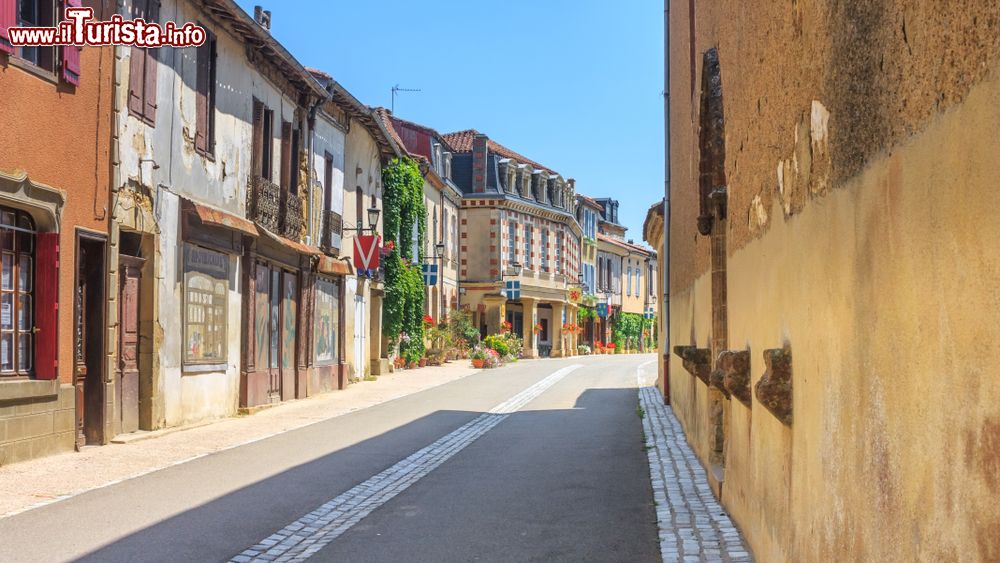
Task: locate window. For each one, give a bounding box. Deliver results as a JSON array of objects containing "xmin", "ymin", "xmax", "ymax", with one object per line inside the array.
[
  {"xmin": 626, "ymin": 267, "xmax": 632, "ymax": 296},
  {"xmin": 127, "ymin": 0, "xmax": 159, "ymax": 123},
  {"xmin": 15, "ymin": 0, "xmax": 54, "ymax": 71},
  {"xmin": 541, "ymin": 229, "xmax": 549, "ymax": 271},
  {"xmin": 356, "ymin": 190, "xmax": 363, "ymax": 233},
  {"xmin": 183, "ymin": 245, "xmax": 229, "ymax": 365},
  {"xmin": 649, "ymin": 263, "xmax": 655, "ymax": 294},
  {"xmin": 636, "ymin": 265, "xmax": 642, "ymax": 296},
  {"xmin": 323, "ymin": 153, "xmax": 334, "ymax": 212},
  {"xmin": 314, "ymin": 277, "xmax": 340, "ymax": 365},
  {"xmin": 0, "ymin": 209, "xmax": 35, "ymax": 376},
  {"xmin": 194, "ymin": 28, "xmax": 217, "ymax": 155},
  {"xmin": 508, "ymin": 222, "xmax": 516, "ymax": 265},
  {"xmin": 278, "ymin": 121, "xmax": 292, "ymax": 194},
  {"xmin": 441, "ymin": 209, "xmax": 448, "ymax": 262},
  {"xmin": 524, "ymin": 225, "xmax": 533, "ymax": 269},
  {"xmin": 556, "ymin": 232, "xmax": 563, "ymax": 274},
  {"xmin": 252, "ymin": 99, "xmax": 274, "ymax": 180}
]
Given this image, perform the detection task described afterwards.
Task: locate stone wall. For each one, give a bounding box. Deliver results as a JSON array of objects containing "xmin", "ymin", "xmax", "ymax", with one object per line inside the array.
[
  {"xmin": 0, "ymin": 383, "xmax": 75, "ymax": 465},
  {"xmin": 664, "ymin": 0, "xmax": 1000, "ymax": 560}
]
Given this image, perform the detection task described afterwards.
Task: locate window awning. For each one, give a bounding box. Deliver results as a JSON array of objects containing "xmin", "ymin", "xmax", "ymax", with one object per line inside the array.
[
  {"xmin": 318, "ymin": 255, "xmax": 353, "ymax": 276},
  {"xmin": 182, "ymin": 198, "xmax": 257, "ymax": 237},
  {"xmin": 256, "ymin": 225, "xmax": 322, "ymax": 256}
]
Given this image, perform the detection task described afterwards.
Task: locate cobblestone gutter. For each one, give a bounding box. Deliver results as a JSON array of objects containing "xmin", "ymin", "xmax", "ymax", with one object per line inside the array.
[{"xmin": 639, "ymin": 386, "xmax": 753, "ymax": 563}]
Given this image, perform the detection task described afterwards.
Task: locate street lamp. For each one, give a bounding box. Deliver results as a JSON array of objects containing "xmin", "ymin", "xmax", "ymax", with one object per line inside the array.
[
  {"xmin": 366, "ymin": 206, "xmax": 380, "ymax": 234},
  {"xmin": 502, "ymin": 261, "xmax": 523, "ymax": 278},
  {"xmin": 434, "ymin": 242, "xmax": 445, "ymax": 258}
]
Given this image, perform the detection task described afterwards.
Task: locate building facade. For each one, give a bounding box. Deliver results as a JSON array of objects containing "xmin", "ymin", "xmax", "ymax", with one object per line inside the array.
[
  {"xmin": 373, "ymin": 110, "xmax": 462, "ymax": 324},
  {"xmin": 647, "ymin": 1, "xmax": 1000, "ymax": 560},
  {"xmin": 0, "ymin": 0, "xmax": 114, "ymax": 462},
  {"xmin": 443, "ymin": 130, "xmax": 582, "ymax": 358}
]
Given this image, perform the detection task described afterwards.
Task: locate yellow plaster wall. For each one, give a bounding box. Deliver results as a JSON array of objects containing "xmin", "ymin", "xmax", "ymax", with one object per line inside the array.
[{"xmin": 672, "ymin": 69, "xmax": 1000, "ymax": 562}]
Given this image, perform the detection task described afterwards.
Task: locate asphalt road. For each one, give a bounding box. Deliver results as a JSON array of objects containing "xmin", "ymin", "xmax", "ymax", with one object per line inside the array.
[{"xmin": 0, "ymin": 354, "xmax": 660, "ymax": 563}]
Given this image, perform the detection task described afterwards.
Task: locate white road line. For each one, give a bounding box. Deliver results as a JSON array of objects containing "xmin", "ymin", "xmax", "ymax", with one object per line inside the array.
[{"xmin": 230, "ymin": 364, "xmax": 583, "ymax": 563}]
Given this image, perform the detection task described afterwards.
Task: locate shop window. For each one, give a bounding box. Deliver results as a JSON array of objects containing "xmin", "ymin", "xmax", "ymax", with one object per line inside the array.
[
  {"xmin": 0, "ymin": 209, "xmax": 35, "ymax": 376},
  {"xmin": 314, "ymin": 277, "xmax": 340, "ymax": 365},
  {"xmin": 183, "ymin": 244, "xmax": 229, "ymax": 366}
]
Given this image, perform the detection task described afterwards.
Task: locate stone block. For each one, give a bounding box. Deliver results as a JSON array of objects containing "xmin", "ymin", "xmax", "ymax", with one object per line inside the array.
[
  {"xmin": 720, "ymin": 349, "xmax": 752, "ymax": 407},
  {"xmin": 53, "ymin": 408, "xmax": 75, "ymax": 433},
  {"xmin": 754, "ymin": 347, "xmax": 793, "ymax": 425},
  {"xmin": 18, "ymin": 412, "xmax": 54, "ymax": 440},
  {"xmin": 673, "ymin": 345, "xmax": 712, "ymax": 385}
]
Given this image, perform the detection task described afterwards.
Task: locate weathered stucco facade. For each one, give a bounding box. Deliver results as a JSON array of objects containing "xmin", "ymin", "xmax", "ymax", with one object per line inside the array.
[
  {"xmin": 647, "ymin": 1, "xmax": 1000, "ymax": 561},
  {"xmin": 0, "ymin": 0, "xmax": 114, "ymax": 462}
]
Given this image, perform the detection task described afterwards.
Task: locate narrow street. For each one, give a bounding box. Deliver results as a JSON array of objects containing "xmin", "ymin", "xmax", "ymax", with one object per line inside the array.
[{"xmin": 0, "ymin": 355, "xmax": 725, "ymax": 563}]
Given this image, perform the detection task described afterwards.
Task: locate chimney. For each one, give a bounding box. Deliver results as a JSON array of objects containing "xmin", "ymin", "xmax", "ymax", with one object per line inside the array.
[
  {"xmin": 472, "ymin": 134, "xmax": 488, "ymax": 193},
  {"xmin": 254, "ymin": 6, "xmax": 272, "ymax": 31}
]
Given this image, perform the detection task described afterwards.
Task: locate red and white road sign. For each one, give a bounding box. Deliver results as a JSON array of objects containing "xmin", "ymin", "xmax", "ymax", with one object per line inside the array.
[{"xmin": 353, "ymin": 235, "xmax": 381, "ymax": 271}]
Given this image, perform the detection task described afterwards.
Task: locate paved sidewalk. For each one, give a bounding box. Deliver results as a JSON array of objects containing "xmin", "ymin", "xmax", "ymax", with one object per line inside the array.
[
  {"xmin": 639, "ymin": 386, "xmax": 753, "ymax": 563},
  {"xmin": 0, "ymin": 362, "xmax": 478, "ymax": 518}
]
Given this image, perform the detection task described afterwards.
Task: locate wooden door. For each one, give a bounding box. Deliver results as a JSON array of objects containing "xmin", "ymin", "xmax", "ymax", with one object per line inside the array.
[
  {"xmin": 280, "ymin": 270, "xmax": 297, "ymax": 402},
  {"xmin": 75, "ymin": 236, "xmax": 107, "ymax": 447},
  {"xmin": 267, "ymin": 266, "xmax": 281, "ymax": 401},
  {"xmin": 117, "ymin": 255, "xmax": 144, "ymax": 434}
]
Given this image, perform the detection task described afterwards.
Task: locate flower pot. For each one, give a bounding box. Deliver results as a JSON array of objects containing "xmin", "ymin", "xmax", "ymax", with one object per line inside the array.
[
  {"xmin": 419, "ymin": 358, "xmax": 427, "ymax": 368},
  {"xmin": 407, "ymin": 361, "xmax": 418, "ymax": 369},
  {"xmin": 472, "ymin": 359, "xmax": 485, "ymax": 368}
]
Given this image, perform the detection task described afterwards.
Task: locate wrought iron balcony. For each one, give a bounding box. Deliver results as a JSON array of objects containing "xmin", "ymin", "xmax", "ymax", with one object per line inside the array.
[
  {"xmin": 320, "ymin": 210, "xmax": 343, "ymax": 254},
  {"xmin": 247, "ymin": 175, "xmax": 281, "ymax": 233},
  {"xmin": 246, "ymin": 175, "xmax": 304, "ymax": 241},
  {"xmin": 281, "ymin": 189, "xmax": 303, "ymax": 240}
]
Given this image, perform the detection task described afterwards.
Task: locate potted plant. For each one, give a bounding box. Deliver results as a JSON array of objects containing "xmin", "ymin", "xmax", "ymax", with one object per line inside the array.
[
  {"xmin": 470, "ymin": 346, "xmax": 488, "ymax": 369},
  {"xmin": 419, "ymin": 357, "xmax": 428, "ymax": 368},
  {"xmin": 608, "ymin": 342, "xmax": 618, "ymax": 354},
  {"xmin": 484, "ymin": 347, "xmax": 502, "ymax": 368}
]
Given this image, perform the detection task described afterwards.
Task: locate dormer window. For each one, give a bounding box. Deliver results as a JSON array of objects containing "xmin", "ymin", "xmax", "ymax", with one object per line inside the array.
[
  {"xmin": 432, "ymin": 143, "xmax": 442, "ymax": 176},
  {"xmin": 443, "ymin": 152, "xmax": 452, "ymax": 181}
]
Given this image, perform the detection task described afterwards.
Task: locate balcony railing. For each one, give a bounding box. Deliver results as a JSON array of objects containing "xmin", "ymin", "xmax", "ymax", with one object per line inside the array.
[
  {"xmin": 281, "ymin": 189, "xmax": 303, "ymax": 240},
  {"xmin": 247, "ymin": 175, "xmax": 305, "ymax": 241},
  {"xmin": 320, "ymin": 209, "xmax": 343, "ymax": 254},
  {"xmin": 247, "ymin": 175, "xmax": 281, "ymax": 233}
]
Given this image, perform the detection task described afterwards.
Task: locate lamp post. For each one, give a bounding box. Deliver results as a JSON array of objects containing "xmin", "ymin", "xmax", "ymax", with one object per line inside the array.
[
  {"xmin": 502, "ymin": 261, "xmax": 523, "ymax": 279},
  {"xmin": 367, "ymin": 206, "xmax": 380, "ymax": 235}
]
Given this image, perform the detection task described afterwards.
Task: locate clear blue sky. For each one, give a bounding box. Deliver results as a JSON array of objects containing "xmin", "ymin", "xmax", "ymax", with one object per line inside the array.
[{"xmin": 236, "ymin": 0, "xmax": 663, "ymax": 241}]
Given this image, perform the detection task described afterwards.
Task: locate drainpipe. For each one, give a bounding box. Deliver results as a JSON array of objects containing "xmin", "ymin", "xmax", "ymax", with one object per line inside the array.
[{"xmin": 662, "ymin": 0, "xmax": 672, "ymax": 405}]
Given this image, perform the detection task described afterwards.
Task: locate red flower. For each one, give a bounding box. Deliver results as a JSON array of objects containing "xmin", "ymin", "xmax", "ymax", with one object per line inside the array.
[{"xmin": 422, "ymin": 315, "xmax": 435, "ymax": 327}]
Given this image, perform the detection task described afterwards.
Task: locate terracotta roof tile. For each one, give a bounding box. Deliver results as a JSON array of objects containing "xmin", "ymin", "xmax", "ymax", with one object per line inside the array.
[
  {"xmin": 441, "ymin": 129, "xmax": 556, "ymax": 174},
  {"xmin": 598, "ymin": 233, "xmax": 654, "ymax": 255}
]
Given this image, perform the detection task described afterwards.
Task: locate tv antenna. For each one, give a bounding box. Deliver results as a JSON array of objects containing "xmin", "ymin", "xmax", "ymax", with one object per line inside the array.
[{"xmin": 391, "ymin": 84, "xmax": 421, "ymax": 113}]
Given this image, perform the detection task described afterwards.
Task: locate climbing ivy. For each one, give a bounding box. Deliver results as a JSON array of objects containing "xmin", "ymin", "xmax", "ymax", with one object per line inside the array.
[
  {"xmin": 381, "ymin": 157, "xmax": 427, "ymax": 362},
  {"xmin": 612, "ymin": 312, "xmax": 644, "ymax": 350}
]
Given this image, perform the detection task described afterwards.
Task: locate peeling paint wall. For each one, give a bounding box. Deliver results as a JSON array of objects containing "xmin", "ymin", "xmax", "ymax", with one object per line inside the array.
[
  {"xmin": 113, "ymin": 0, "xmax": 300, "ymax": 428},
  {"xmin": 666, "ymin": 0, "xmax": 1000, "ymax": 560}
]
